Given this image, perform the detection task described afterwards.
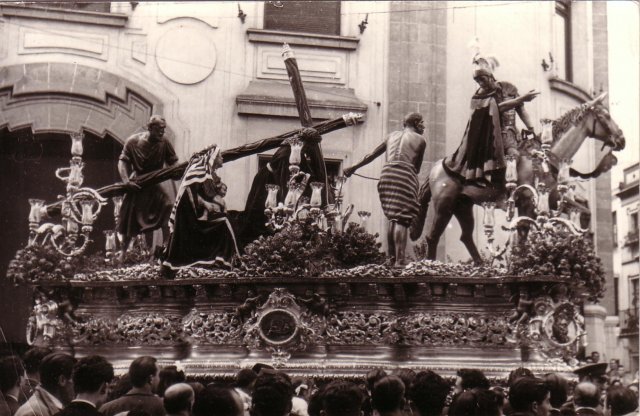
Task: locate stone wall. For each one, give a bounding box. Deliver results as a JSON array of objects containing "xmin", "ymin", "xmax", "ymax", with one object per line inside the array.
[{"xmin": 387, "ymin": 1, "xmax": 448, "ymax": 258}]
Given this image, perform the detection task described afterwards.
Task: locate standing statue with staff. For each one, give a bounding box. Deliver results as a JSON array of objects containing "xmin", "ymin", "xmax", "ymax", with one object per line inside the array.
[{"xmin": 343, "ymin": 112, "xmax": 427, "ymax": 268}]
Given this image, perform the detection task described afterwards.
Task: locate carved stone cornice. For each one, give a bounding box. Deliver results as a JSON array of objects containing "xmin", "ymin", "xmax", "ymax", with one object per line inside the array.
[
  {"xmin": 0, "ymin": 4, "xmax": 128, "ymax": 28},
  {"xmin": 247, "ymin": 29, "xmax": 359, "ymax": 51}
]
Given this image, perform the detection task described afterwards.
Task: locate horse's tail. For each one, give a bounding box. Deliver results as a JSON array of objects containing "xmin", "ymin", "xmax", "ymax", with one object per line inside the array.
[{"xmin": 410, "ymin": 177, "xmax": 431, "ymax": 241}]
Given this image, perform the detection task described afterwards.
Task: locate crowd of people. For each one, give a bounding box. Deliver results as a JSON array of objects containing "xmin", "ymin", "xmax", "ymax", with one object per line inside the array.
[{"xmin": 0, "ymin": 348, "xmax": 638, "ymax": 416}]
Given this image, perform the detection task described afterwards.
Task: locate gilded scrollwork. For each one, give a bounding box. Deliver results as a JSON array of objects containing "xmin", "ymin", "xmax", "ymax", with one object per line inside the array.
[
  {"xmin": 325, "ymin": 311, "xmax": 510, "ymax": 347},
  {"xmin": 115, "ymin": 313, "xmax": 183, "ymax": 345},
  {"xmin": 183, "ymin": 308, "xmax": 243, "ymax": 345},
  {"xmin": 71, "ymin": 316, "xmax": 118, "ymax": 345}
]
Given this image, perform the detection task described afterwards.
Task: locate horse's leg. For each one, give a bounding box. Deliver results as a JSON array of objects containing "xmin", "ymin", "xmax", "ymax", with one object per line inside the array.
[
  {"xmin": 410, "ymin": 178, "xmax": 431, "ymax": 241},
  {"xmin": 453, "ymin": 197, "xmax": 483, "ymax": 265},
  {"xmin": 424, "ymin": 198, "xmax": 455, "ymax": 261},
  {"xmin": 515, "ymin": 187, "xmax": 536, "ymax": 243}
]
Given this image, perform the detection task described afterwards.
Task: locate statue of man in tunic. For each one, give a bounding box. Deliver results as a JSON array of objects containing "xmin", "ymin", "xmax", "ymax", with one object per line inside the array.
[{"xmin": 117, "ymin": 115, "xmax": 178, "ymax": 261}]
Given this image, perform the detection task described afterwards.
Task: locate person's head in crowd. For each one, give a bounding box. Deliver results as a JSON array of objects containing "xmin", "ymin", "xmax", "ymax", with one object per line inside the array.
[
  {"xmin": 605, "ymin": 385, "xmax": 638, "ymax": 416},
  {"xmin": 393, "ymin": 368, "xmax": 416, "ymax": 395},
  {"xmin": 72, "ymin": 355, "xmax": 114, "ymax": 407},
  {"xmin": 371, "ymin": 375, "xmax": 405, "ymax": 415},
  {"xmin": 39, "ymin": 352, "xmax": 77, "ymax": 405},
  {"xmin": 542, "ymin": 373, "xmax": 568, "ymax": 412},
  {"xmin": 108, "ymin": 374, "xmax": 132, "ymax": 401},
  {"xmin": 251, "ymin": 363, "xmax": 274, "ymax": 375},
  {"xmin": 307, "ymin": 385, "xmax": 326, "ymax": 416},
  {"xmin": 627, "ymin": 381, "xmax": 639, "ymax": 396},
  {"xmin": 22, "ymin": 347, "xmax": 52, "ymax": 381},
  {"xmin": 292, "ymin": 376, "xmax": 312, "ymax": 401},
  {"xmin": 158, "ymin": 365, "xmax": 186, "ymax": 397},
  {"xmin": 320, "ymin": 380, "xmax": 364, "ymax": 416},
  {"xmin": 365, "ymin": 368, "xmax": 387, "ymax": 394},
  {"xmin": 164, "ymin": 383, "xmax": 194, "ymax": 416},
  {"xmin": 455, "ymin": 369, "xmax": 490, "ymax": 394},
  {"xmin": 508, "ymin": 377, "xmax": 551, "ymax": 416},
  {"xmin": 591, "ymin": 351, "xmax": 601, "ymax": 363},
  {"xmin": 0, "ymin": 355, "xmax": 24, "ymax": 398},
  {"xmin": 448, "ymin": 388, "xmax": 500, "ymax": 416},
  {"xmin": 409, "ymin": 370, "xmax": 450, "ymax": 416},
  {"xmin": 574, "ymin": 362, "xmax": 609, "ymax": 390},
  {"xmin": 188, "ymin": 382, "xmax": 205, "ymax": 398},
  {"xmin": 573, "ymin": 382, "xmax": 601, "ymax": 410},
  {"xmin": 236, "ymin": 368, "xmax": 258, "ymax": 393},
  {"xmin": 489, "ymin": 386, "xmax": 506, "ymax": 415},
  {"xmin": 609, "ymin": 359, "xmax": 619, "ymax": 371},
  {"xmin": 129, "ymin": 356, "xmax": 160, "ymax": 392},
  {"xmin": 251, "ymin": 371, "xmax": 293, "ymax": 416},
  {"xmin": 193, "ymin": 385, "xmax": 243, "ymax": 416},
  {"xmin": 507, "ymin": 367, "xmax": 534, "ymax": 388},
  {"xmin": 124, "ymin": 411, "xmax": 153, "ymax": 416}
]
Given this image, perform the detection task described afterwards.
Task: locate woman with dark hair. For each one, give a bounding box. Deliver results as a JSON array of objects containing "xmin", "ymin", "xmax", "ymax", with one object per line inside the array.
[
  {"xmin": 605, "ymin": 385, "xmax": 638, "ymax": 416},
  {"xmin": 157, "ymin": 366, "xmax": 186, "ymax": 398},
  {"xmin": 448, "ymin": 388, "xmax": 500, "ymax": 416},
  {"xmin": 542, "ymin": 373, "xmax": 568, "ymax": 416}
]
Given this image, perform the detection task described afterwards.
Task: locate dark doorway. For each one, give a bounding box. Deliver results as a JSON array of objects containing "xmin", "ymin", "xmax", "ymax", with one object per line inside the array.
[{"xmin": 0, "ymin": 128, "xmax": 122, "ymax": 344}]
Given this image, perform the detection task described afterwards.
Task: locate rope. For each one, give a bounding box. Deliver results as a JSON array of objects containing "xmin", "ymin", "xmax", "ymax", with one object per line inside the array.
[{"xmin": 352, "ymin": 173, "xmax": 379, "ymax": 181}]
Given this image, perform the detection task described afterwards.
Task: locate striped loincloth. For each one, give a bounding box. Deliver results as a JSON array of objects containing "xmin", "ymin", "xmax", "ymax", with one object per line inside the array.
[{"xmin": 377, "ymin": 161, "xmax": 420, "ymax": 227}]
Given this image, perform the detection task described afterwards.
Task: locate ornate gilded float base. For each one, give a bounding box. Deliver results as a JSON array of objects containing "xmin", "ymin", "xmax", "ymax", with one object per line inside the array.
[{"xmin": 28, "ymin": 273, "xmax": 584, "ymax": 378}]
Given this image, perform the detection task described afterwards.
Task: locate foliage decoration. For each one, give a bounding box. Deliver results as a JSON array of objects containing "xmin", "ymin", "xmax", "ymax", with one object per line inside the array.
[
  {"xmin": 241, "ymin": 219, "xmax": 384, "ymax": 278},
  {"xmin": 509, "ymin": 229, "xmax": 606, "ymax": 302}
]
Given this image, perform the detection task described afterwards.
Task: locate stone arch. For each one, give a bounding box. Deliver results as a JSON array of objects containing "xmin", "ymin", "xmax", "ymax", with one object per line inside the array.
[{"xmin": 0, "ymin": 62, "xmax": 174, "ymax": 143}]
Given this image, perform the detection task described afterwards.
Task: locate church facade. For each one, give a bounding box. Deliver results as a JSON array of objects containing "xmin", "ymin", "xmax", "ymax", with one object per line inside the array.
[{"xmin": 0, "ymin": 1, "xmax": 618, "ymax": 361}]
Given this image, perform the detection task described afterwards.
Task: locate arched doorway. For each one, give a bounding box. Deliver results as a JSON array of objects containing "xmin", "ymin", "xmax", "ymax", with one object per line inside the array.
[{"xmin": 0, "ymin": 62, "xmax": 168, "ymax": 346}]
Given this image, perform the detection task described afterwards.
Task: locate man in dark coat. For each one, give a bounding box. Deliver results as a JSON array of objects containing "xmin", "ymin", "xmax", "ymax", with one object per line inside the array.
[
  {"xmin": 118, "ymin": 115, "xmax": 179, "ymax": 261},
  {"xmin": 99, "ymin": 356, "xmax": 164, "ymax": 416},
  {"xmin": 15, "ymin": 353, "xmax": 76, "ymax": 416},
  {"xmin": 54, "ymin": 356, "xmax": 114, "ymax": 416},
  {"xmin": 0, "ymin": 356, "xmax": 23, "ymax": 416}
]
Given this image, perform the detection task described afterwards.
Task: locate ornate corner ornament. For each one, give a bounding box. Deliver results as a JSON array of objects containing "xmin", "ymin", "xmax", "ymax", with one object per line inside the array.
[{"xmin": 507, "ymin": 283, "xmax": 585, "ymax": 365}]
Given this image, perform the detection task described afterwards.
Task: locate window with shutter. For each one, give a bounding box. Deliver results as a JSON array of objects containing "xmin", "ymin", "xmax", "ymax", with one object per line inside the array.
[{"xmin": 263, "ymin": 1, "xmax": 341, "ymax": 36}]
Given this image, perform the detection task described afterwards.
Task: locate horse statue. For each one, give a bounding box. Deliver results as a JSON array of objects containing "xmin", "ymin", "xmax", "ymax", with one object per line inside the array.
[{"xmin": 410, "ymin": 92, "xmax": 625, "ymax": 264}]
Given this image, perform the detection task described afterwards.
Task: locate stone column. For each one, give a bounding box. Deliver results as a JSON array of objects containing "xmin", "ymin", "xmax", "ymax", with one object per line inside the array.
[
  {"xmin": 604, "ymin": 316, "xmax": 623, "ymax": 362},
  {"xmin": 584, "ymin": 303, "xmax": 608, "ymax": 357}
]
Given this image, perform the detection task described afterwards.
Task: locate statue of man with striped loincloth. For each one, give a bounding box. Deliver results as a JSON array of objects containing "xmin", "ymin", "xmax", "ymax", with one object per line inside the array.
[{"xmin": 343, "ymin": 113, "xmax": 427, "ymax": 267}]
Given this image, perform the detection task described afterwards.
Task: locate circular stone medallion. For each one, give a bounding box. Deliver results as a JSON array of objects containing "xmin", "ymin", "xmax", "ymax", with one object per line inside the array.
[
  {"xmin": 258, "ymin": 309, "xmax": 298, "ymax": 345},
  {"xmin": 155, "ymin": 27, "xmax": 216, "ymax": 85}
]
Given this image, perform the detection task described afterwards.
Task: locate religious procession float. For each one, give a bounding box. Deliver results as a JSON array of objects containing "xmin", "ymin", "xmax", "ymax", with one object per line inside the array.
[{"xmin": 4, "ymin": 45, "xmax": 626, "ymax": 381}]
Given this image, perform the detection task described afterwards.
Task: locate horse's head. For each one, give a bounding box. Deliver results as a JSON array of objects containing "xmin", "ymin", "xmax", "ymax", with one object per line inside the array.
[{"xmin": 585, "ymin": 92, "xmax": 626, "ymax": 151}]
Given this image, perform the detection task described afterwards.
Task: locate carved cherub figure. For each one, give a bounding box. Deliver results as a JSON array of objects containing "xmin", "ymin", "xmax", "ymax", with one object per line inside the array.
[
  {"xmin": 235, "ymin": 290, "xmax": 265, "ymax": 321},
  {"xmin": 509, "ymin": 287, "xmax": 534, "ymax": 326},
  {"xmin": 299, "ymin": 291, "xmax": 330, "ymax": 316}
]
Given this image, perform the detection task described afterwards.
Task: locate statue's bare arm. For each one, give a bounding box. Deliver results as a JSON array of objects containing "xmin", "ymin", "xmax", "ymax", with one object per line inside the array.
[{"xmin": 343, "ymin": 141, "xmax": 387, "ymax": 177}]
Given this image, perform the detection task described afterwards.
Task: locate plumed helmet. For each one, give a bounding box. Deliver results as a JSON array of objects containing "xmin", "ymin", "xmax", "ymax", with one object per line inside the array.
[{"xmin": 472, "ymin": 54, "xmax": 499, "ymax": 79}]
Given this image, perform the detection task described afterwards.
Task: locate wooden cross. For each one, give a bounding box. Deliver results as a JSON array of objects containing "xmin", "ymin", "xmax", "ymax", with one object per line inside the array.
[
  {"xmin": 45, "ymin": 47, "xmax": 364, "ymax": 213},
  {"xmin": 281, "ymin": 43, "xmax": 331, "ymax": 204}
]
